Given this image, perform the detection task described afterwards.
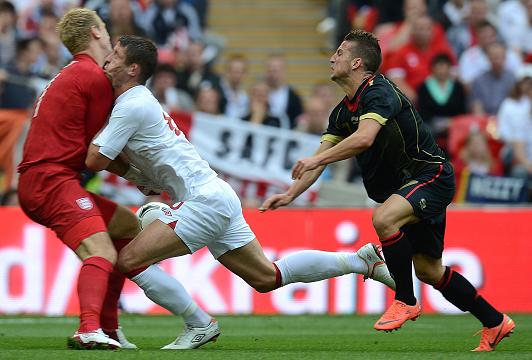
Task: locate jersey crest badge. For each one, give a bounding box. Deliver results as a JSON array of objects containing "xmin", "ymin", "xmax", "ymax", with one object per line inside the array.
[
  {"xmin": 76, "ymin": 197, "xmax": 94, "ymax": 210},
  {"xmin": 419, "ymin": 198, "xmax": 427, "ymax": 211}
]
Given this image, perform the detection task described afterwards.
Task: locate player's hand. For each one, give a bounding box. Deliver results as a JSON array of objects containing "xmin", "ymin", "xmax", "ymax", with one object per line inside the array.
[
  {"xmin": 291, "ymin": 156, "xmax": 321, "ymax": 180},
  {"xmin": 259, "ymin": 193, "xmax": 293, "ymax": 212},
  {"xmin": 137, "ymin": 185, "xmax": 162, "ymax": 196}
]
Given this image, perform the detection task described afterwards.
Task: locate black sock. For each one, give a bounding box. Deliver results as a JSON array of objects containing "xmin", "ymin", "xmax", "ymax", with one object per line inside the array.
[
  {"xmin": 380, "ymin": 230, "xmax": 416, "ymax": 305},
  {"xmin": 434, "ymin": 266, "xmax": 503, "ymax": 328}
]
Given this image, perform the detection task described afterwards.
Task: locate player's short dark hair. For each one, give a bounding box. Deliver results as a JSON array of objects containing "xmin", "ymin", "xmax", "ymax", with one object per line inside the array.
[
  {"xmin": 343, "ymin": 30, "xmax": 382, "ymax": 74},
  {"xmin": 118, "ymin": 35, "xmax": 158, "ymax": 85}
]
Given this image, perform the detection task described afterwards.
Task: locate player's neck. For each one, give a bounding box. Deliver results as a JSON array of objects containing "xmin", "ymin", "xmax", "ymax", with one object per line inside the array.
[
  {"xmin": 78, "ymin": 43, "xmax": 108, "ymax": 67},
  {"xmin": 338, "ymin": 72, "xmax": 373, "ymax": 100},
  {"xmin": 114, "ymin": 80, "xmax": 141, "ymax": 98}
]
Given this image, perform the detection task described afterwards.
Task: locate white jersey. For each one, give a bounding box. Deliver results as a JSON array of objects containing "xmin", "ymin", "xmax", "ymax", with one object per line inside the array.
[{"xmin": 93, "ymin": 85, "xmax": 218, "ymax": 202}]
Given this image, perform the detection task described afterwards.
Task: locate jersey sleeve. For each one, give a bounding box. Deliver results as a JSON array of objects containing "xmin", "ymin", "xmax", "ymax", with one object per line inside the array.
[
  {"xmin": 321, "ymin": 104, "xmax": 347, "ymax": 144},
  {"xmin": 93, "ymin": 101, "xmax": 141, "ymax": 160},
  {"xmin": 359, "ymin": 83, "xmax": 401, "ymax": 126}
]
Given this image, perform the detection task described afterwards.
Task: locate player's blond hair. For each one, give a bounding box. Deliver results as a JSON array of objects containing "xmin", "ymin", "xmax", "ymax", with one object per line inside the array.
[{"xmin": 57, "ymin": 8, "xmax": 103, "ymax": 55}]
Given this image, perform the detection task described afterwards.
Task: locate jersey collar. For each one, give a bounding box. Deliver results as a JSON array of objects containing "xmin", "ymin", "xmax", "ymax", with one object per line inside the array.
[{"xmin": 343, "ymin": 74, "xmax": 375, "ymax": 113}]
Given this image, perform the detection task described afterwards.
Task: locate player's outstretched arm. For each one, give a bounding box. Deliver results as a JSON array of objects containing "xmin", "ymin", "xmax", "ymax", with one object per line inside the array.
[
  {"xmin": 259, "ymin": 141, "xmax": 335, "ymax": 212},
  {"xmin": 292, "ymin": 119, "xmax": 381, "ymax": 180}
]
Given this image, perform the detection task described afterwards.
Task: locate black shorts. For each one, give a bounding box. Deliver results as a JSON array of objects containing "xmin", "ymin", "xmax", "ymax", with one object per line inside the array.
[{"xmin": 395, "ymin": 162, "xmax": 455, "ymax": 259}]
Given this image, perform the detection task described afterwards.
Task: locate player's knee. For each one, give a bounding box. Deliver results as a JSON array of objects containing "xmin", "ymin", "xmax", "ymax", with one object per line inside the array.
[
  {"xmin": 85, "ymin": 242, "xmax": 118, "ymax": 265},
  {"xmin": 116, "ymin": 250, "xmax": 136, "ymax": 274},
  {"xmin": 249, "ymin": 276, "xmax": 277, "ymax": 293},
  {"xmin": 372, "ymin": 208, "xmax": 393, "ymax": 236}
]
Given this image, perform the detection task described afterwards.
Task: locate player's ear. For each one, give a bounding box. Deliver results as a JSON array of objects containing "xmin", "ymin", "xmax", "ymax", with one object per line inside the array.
[
  {"xmin": 90, "ymin": 24, "xmax": 102, "ymax": 39},
  {"xmin": 351, "ymin": 57, "xmax": 362, "ymax": 71},
  {"xmin": 128, "ymin": 63, "xmax": 140, "ymax": 78}
]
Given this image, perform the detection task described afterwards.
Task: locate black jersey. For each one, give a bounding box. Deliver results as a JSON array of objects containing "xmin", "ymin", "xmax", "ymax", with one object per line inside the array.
[{"xmin": 322, "ymin": 74, "xmax": 447, "ymax": 202}]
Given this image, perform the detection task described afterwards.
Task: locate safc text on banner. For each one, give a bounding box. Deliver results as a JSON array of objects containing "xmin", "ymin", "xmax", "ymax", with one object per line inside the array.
[{"xmin": 0, "ymin": 207, "xmax": 530, "ymax": 315}]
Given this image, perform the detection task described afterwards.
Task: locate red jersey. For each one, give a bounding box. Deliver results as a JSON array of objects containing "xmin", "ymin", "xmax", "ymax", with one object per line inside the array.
[
  {"xmin": 18, "ymin": 54, "xmax": 113, "ymax": 173},
  {"xmin": 385, "ymin": 36, "xmax": 455, "ymax": 91}
]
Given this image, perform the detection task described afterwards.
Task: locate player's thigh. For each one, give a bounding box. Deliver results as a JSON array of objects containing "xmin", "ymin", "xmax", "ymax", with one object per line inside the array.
[
  {"xmin": 75, "ymin": 231, "xmax": 117, "ymax": 263},
  {"xmin": 18, "ymin": 170, "xmax": 111, "ymax": 251},
  {"xmin": 217, "ymin": 239, "xmax": 276, "ymax": 286},
  {"xmin": 92, "ymin": 194, "xmax": 140, "ymax": 240},
  {"xmin": 372, "ymin": 194, "xmax": 419, "ymax": 234},
  {"xmin": 117, "ymin": 219, "xmax": 191, "ymax": 273}
]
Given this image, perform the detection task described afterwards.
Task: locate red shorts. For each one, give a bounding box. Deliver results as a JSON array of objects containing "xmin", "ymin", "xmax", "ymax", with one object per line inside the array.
[{"xmin": 18, "ymin": 165, "xmax": 118, "ymax": 250}]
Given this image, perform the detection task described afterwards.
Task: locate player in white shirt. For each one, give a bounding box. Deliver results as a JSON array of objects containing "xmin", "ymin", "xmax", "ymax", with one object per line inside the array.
[{"xmin": 86, "ymin": 35, "xmax": 396, "ymax": 350}]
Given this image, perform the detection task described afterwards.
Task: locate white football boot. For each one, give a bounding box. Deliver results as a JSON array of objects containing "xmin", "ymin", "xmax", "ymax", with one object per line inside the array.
[
  {"xmin": 67, "ymin": 328, "xmax": 121, "ymax": 350},
  {"xmin": 357, "ymin": 243, "xmax": 396, "ymax": 290},
  {"xmin": 105, "ymin": 327, "xmax": 138, "ymax": 350},
  {"xmin": 161, "ymin": 319, "xmax": 220, "ymax": 350}
]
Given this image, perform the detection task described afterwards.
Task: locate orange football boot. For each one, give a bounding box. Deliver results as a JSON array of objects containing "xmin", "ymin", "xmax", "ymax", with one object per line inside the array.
[
  {"xmin": 374, "ymin": 300, "xmax": 421, "ymax": 332},
  {"xmin": 471, "ymin": 314, "xmax": 515, "ymax": 352}
]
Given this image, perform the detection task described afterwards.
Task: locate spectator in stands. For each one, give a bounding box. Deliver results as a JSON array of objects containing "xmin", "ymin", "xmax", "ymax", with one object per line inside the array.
[
  {"xmin": 312, "ymin": 81, "xmax": 338, "ymax": 115},
  {"xmin": 437, "ymin": 0, "xmax": 470, "ymax": 30},
  {"xmin": 220, "ymin": 54, "xmax": 249, "ymax": 119},
  {"xmin": 386, "ymin": 15, "xmax": 455, "ymax": 102},
  {"xmin": 102, "ymin": 0, "xmax": 146, "ymax": 43},
  {"xmin": 18, "ymin": 0, "xmax": 64, "ymax": 37},
  {"xmin": 184, "ymin": 0, "xmax": 208, "ymax": 29},
  {"xmin": 458, "ymin": 20, "xmax": 523, "ymax": 86},
  {"xmin": 375, "ymin": 0, "xmax": 432, "ymax": 56},
  {"xmin": 417, "ymin": 53, "xmax": 467, "ymax": 151},
  {"xmin": 470, "ymin": 42, "xmax": 515, "ymax": 115},
  {"xmin": 195, "ymin": 86, "xmax": 221, "ymax": 115},
  {"xmin": 497, "ymin": 0, "xmax": 532, "ymax": 59},
  {"xmin": 177, "ymin": 40, "xmax": 222, "ymax": 101},
  {"xmin": 296, "ymin": 96, "xmax": 329, "ymax": 136},
  {"xmin": 264, "ymin": 53, "xmax": 303, "ymax": 129},
  {"xmin": 149, "ymin": 63, "xmax": 194, "ymax": 112},
  {"xmin": 0, "ymin": 37, "xmax": 41, "ymax": 109},
  {"xmin": 242, "ymin": 80, "xmax": 281, "ymax": 128},
  {"xmin": 142, "ymin": 0, "xmax": 202, "ymax": 45},
  {"xmin": 446, "ymin": 0, "xmax": 494, "ymax": 57},
  {"xmin": 457, "ymin": 131, "xmax": 502, "ymax": 176},
  {"xmin": 375, "ymin": 0, "xmax": 445, "ymax": 59},
  {"xmin": 497, "ymin": 65, "xmax": 532, "ymax": 181},
  {"xmin": 0, "ymin": 1, "xmax": 17, "ymax": 67},
  {"xmin": 34, "ymin": 10, "xmax": 70, "ymax": 79}
]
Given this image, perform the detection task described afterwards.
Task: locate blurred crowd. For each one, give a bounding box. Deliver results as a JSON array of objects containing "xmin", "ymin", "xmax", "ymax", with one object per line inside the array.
[{"xmin": 0, "ymin": 0, "xmax": 532, "ymax": 207}]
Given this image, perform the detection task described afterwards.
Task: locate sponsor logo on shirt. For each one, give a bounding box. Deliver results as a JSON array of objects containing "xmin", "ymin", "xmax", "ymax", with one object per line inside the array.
[{"xmin": 76, "ymin": 197, "xmax": 93, "ymax": 211}]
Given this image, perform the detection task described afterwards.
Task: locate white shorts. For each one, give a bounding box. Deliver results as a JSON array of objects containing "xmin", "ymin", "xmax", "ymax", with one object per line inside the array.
[{"xmin": 159, "ymin": 178, "xmax": 256, "ymax": 259}]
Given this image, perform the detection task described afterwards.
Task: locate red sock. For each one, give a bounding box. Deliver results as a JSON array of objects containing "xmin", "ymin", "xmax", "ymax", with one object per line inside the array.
[
  {"xmin": 100, "ymin": 238, "xmax": 132, "ymax": 332},
  {"xmin": 78, "ymin": 256, "xmax": 114, "ymax": 333},
  {"xmin": 100, "ymin": 269, "xmax": 126, "ymax": 332}
]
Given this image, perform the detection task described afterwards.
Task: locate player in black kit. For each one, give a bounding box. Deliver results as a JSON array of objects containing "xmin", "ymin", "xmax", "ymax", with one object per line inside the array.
[{"xmin": 260, "ymin": 30, "xmax": 514, "ymax": 352}]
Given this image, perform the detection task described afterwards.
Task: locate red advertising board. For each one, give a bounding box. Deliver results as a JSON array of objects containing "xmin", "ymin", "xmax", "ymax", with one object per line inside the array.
[{"xmin": 0, "ymin": 207, "xmax": 530, "ymax": 315}]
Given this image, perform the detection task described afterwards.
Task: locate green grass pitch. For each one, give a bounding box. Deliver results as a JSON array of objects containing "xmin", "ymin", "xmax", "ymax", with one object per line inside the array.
[{"xmin": 1, "ymin": 314, "xmax": 531, "ymax": 360}]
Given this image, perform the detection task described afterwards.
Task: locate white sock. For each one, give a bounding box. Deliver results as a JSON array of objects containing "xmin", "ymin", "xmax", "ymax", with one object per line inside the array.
[
  {"xmin": 131, "ymin": 265, "xmax": 211, "ymax": 327},
  {"xmin": 274, "ymin": 250, "xmax": 367, "ymax": 286}
]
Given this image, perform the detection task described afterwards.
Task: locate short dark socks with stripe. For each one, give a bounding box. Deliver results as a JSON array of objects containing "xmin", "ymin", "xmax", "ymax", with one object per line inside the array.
[
  {"xmin": 380, "ymin": 230, "xmax": 417, "ymax": 306},
  {"xmin": 434, "ymin": 266, "xmax": 503, "ymax": 328}
]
